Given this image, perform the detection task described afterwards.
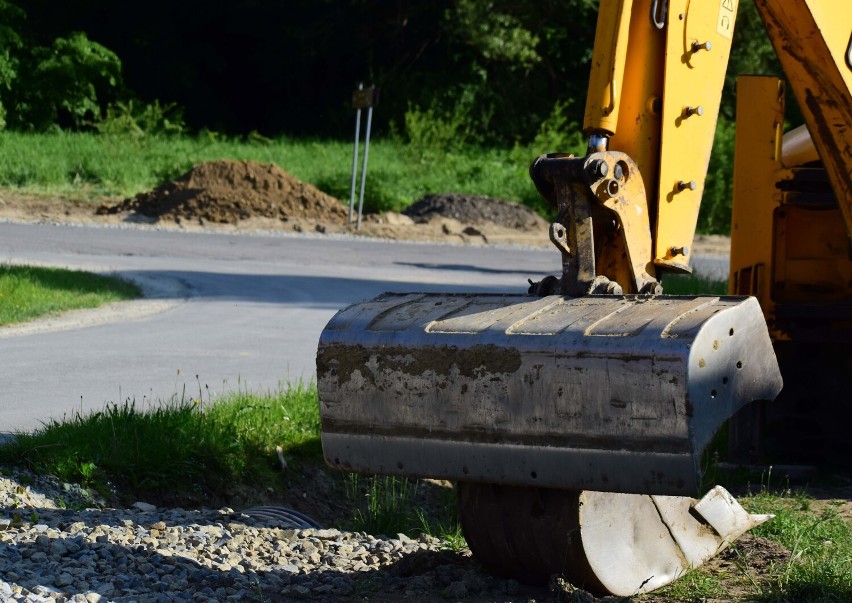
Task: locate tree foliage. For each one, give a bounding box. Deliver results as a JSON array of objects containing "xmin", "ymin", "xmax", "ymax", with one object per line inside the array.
[
  {"xmin": 0, "ymin": 0, "xmax": 24, "ymax": 129},
  {"xmin": 13, "ymin": 32, "xmax": 123, "ymax": 130},
  {"xmin": 0, "ymin": 1, "xmax": 126, "ymax": 131},
  {"xmin": 9, "ymin": 0, "xmax": 603, "ymax": 142},
  {"xmin": 8, "ymin": 0, "xmax": 778, "ymax": 143}
]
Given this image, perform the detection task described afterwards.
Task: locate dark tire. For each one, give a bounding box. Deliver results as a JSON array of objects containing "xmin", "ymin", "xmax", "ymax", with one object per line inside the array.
[{"xmin": 456, "ymin": 482, "xmax": 604, "ymax": 591}]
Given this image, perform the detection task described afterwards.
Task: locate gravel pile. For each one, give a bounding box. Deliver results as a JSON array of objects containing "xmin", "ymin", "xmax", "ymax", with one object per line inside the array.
[{"xmin": 0, "ymin": 469, "xmax": 551, "ymax": 603}]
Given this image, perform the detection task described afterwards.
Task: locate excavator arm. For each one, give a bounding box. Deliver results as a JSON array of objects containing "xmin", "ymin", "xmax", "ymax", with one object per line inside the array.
[{"xmin": 531, "ymin": 0, "xmax": 739, "ymax": 298}]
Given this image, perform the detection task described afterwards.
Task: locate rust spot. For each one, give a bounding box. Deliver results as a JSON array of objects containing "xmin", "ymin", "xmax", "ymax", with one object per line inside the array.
[{"xmin": 317, "ymin": 343, "xmax": 523, "ymax": 386}]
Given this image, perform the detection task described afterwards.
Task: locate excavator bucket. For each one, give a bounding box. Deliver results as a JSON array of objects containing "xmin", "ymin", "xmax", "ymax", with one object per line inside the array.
[
  {"xmin": 317, "ymin": 291, "xmax": 782, "ymax": 592},
  {"xmin": 317, "ymin": 292, "xmax": 782, "ymax": 495}
]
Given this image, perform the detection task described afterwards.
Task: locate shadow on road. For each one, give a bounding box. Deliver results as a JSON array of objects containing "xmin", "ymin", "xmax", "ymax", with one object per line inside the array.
[{"xmin": 117, "ymin": 269, "xmax": 536, "ymax": 309}]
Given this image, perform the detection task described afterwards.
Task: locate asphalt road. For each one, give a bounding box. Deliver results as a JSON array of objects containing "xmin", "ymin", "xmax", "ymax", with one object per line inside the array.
[{"xmin": 0, "ymin": 222, "xmax": 729, "ymax": 433}]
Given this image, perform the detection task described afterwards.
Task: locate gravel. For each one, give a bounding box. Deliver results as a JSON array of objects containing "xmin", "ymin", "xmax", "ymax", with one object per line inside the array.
[
  {"xmin": 404, "ymin": 194, "xmax": 546, "ymax": 230},
  {"xmin": 0, "ymin": 469, "xmax": 553, "ymax": 602}
]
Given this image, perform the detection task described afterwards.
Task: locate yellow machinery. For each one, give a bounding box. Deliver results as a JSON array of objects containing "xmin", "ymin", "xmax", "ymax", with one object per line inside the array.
[
  {"xmin": 728, "ymin": 1, "xmax": 852, "ymax": 466},
  {"xmin": 317, "ymin": 0, "xmax": 850, "ymax": 594}
]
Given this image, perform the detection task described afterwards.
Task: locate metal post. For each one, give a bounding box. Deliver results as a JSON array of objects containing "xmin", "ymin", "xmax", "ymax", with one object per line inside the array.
[
  {"xmin": 348, "ymin": 83, "xmax": 363, "ymax": 224},
  {"xmin": 356, "ymin": 105, "xmax": 373, "ymax": 231}
]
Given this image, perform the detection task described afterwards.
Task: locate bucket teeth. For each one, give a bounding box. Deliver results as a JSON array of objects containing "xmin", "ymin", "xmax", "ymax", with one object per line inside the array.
[{"xmin": 573, "ymin": 487, "xmax": 772, "ymax": 596}]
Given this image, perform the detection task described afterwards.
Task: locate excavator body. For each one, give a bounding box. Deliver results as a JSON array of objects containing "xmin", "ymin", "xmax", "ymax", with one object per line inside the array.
[
  {"xmin": 727, "ymin": 0, "xmax": 852, "ymax": 466},
  {"xmin": 317, "ymin": 0, "xmax": 849, "ymax": 595}
]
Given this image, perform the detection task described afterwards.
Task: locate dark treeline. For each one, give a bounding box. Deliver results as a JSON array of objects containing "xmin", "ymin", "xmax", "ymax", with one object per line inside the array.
[
  {"xmin": 5, "ymin": 0, "xmax": 777, "ymax": 144},
  {"xmin": 8, "ymin": 0, "xmax": 597, "ymax": 141}
]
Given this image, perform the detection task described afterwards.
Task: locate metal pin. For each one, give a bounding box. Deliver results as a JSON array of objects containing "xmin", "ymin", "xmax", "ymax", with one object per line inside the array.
[
  {"xmin": 692, "ymin": 41, "xmax": 712, "ymax": 52},
  {"xmin": 677, "ymin": 180, "xmax": 697, "ymax": 191},
  {"xmin": 683, "ymin": 106, "xmax": 704, "ymax": 117},
  {"xmin": 586, "ymin": 159, "xmax": 609, "ymax": 180},
  {"xmin": 670, "ymin": 246, "xmax": 689, "ymax": 257}
]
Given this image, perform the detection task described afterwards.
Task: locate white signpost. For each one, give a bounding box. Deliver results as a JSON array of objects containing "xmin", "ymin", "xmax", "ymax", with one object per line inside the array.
[{"xmin": 349, "ymin": 83, "xmax": 379, "ymax": 230}]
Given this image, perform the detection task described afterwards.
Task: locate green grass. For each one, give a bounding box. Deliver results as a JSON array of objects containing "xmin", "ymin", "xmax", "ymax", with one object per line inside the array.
[
  {"xmin": 0, "ymin": 384, "xmax": 321, "ymax": 505},
  {"xmin": 0, "ymin": 264, "xmax": 141, "ymax": 326},
  {"xmin": 653, "ymin": 568, "xmax": 727, "ymax": 601},
  {"xmin": 745, "ymin": 492, "xmax": 851, "ymax": 601},
  {"xmin": 0, "ymin": 382, "xmax": 464, "ymax": 545},
  {"xmin": 661, "ymin": 274, "xmax": 728, "ymax": 295},
  {"xmin": 345, "ymin": 475, "xmax": 421, "ymax": 536},
  {"xmin": 0, "ymin": 131, "xmax": 547, "ymax": 215}
]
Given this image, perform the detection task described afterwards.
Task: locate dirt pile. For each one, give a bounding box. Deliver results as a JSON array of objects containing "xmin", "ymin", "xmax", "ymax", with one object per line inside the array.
[
  {"xmin": 98, "ymin": 160, "xmax": 347, "ymax": 224},
  {"xmin": 91, "ymin": 165, "xmax": 552, "ymax": 245},
  {"xmin": 405, "ymin": 193, "xmax": 547, "ymax": 230}
]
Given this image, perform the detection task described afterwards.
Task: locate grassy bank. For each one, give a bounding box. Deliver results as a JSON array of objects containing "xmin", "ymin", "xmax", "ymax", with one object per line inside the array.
[
  {"xmin": 0, "ymin": 131, "xmax": 555, "ymax": 215},
  {"xmin": 0, "ymin": 384, "xmax": 461, "ymax": 540},
  {"xmin": 0, "ymin": 385, "xmax": 320, "ymax": 506},
  {"xmin": 0, "ymin": 264, "xmax": 141, "ymax": 326}
]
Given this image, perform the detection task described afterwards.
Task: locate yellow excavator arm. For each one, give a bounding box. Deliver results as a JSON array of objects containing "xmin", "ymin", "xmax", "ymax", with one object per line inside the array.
[{"xmin": 584, "ymin": 0, "xmax": 737, "ymax": 276}]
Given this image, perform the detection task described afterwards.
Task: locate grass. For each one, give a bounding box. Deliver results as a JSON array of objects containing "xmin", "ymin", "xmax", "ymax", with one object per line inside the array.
[
  {"xmin": 344, "ymin": 474, "xmax": 465, "ymax": 546},
  {"xmin": 0, "ymin": 130, "xmax": 548, "ymax": 215},
  {"xmin": 0, "ymin": 383, "xmax": 321, "ymax": 506},
  {"xmin": 745, "ymin": 491, "xmax": 851, "ymax": 601},
  {"xmin": 346, "ymin": 474, "xmax": 421, "ymax": 536},
  {"xmin": 0, "ymin": 264, "xmax": 141, "ymax": 326},
  {"xmin": 0, "ymin": 381, "xmax": 464, "ymax": 545},
  {"xmin": 661, "ymin": 274, "xmax": 728, "ymax": 295}
]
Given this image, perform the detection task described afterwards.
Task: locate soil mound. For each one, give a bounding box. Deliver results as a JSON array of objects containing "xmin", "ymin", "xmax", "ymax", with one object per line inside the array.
[
  {"xmin": 99, "ymin": 160, "xmax": 346, "ymax": 224},
  {"xmin": 404, "ymin": 193, "xmax": 546, "ymax": 230}
]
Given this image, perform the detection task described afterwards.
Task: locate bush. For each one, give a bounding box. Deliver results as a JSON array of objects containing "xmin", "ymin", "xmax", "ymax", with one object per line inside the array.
[
  {"xmin": 8, "ymin": 32, "xmax": 123, "ymax": 131},
  {"xmin": 95, "ymin": 99, "xmax": 186, "ymax": 139}
]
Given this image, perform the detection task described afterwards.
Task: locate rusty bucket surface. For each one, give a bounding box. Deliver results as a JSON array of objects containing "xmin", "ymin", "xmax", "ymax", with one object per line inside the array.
[{"xmin": 317, "ymin": 292, "xmax": 782, "ymax": 495}]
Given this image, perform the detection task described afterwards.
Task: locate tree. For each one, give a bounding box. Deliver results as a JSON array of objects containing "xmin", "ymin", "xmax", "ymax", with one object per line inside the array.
[
  {"xmin": 0, "ymin": 0, "xmax": 24, "ymax": 129},
  {"xmin": 11, "ymin": 32, "xmax": 123, "ymax": 130}
]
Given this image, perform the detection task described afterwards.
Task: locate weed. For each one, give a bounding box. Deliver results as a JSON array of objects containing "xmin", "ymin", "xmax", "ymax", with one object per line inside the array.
[
  {"xmin": 417, "ymin": 509, "xmax": 467, "ymax": 552},
  {"xmin": 345, "ymin": 475, "xmax": 420, "ymax": 537}
]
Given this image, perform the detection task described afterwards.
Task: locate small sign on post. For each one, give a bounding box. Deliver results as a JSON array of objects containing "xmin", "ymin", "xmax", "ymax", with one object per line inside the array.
[{"xmin": 349, "ymin": 83, "xmax": 379, "ymax": 230}]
